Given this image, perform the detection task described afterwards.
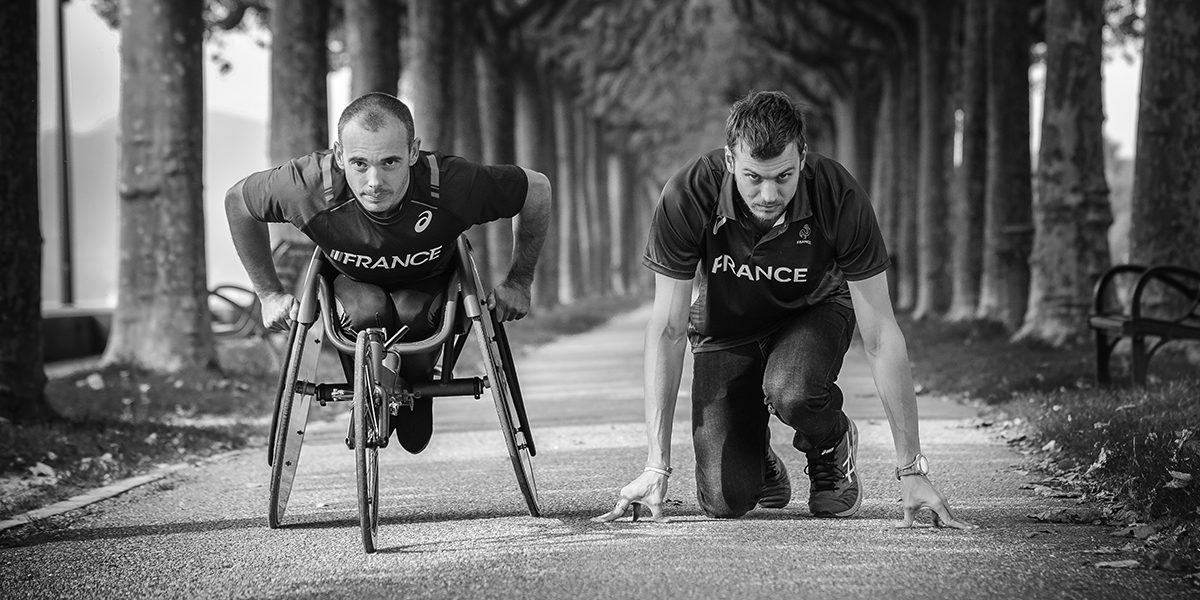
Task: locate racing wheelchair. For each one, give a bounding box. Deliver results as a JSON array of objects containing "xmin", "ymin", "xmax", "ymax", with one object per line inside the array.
[{"xmin": 266, "ymin": 236, "xmax": 539, "ymax": 553}]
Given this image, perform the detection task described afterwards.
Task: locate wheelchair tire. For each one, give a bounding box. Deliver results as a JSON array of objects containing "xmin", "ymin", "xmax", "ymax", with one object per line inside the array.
[
  {"xmin": 268, "ymin": 320, "xmax": 316, "ymax": 529},
  {"xmin": 473, "ymin": 312, "xmax": 541, "ymax": 517},
  {"xmin": 353, "ymin": 329, "xmax": 383, "ymax": 553}
]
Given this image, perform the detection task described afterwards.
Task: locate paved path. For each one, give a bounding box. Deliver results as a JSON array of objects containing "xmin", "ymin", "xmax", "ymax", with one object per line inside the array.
[{"xmin": 2, "ymin": 307, "xmax": 1193, "ymax": 599}]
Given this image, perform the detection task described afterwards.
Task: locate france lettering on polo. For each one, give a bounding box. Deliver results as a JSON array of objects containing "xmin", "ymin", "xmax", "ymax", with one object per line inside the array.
[
  {"xmin": 240, "ymin": 149, "xmax": 528, "ymax": 288},
  {"xmin": 643, "ymin": 148, "xmax": 891, "ymax": 352}
]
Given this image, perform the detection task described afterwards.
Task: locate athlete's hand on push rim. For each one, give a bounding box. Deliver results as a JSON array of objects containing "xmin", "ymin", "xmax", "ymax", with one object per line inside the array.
[
  {"xmin": 487, "ymin": 279, "xmax": 532, "ymax": 322},
  {"xmin": 259, "ymin": 291, "xmax": 298, "ymax": 332},
  {"xmin": 897, "ymin": 474, "xmax": 977, "ymax": 529},
  {"xmin": 591, "ymin": 470, "xmax": 671, "ymax": 523}
]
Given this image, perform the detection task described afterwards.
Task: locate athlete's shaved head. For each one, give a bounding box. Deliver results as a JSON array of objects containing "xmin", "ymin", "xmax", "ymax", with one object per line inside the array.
[
  {"xmin": 725, "ymin": 91, "xmax": 807, "ymax": 160},
  {"xmin": 337, "ymin": 92, "xmax": 416, "ymax": 145}
]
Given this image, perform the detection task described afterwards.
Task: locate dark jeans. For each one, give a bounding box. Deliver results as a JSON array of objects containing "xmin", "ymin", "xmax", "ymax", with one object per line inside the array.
[
  {"xmin": 332, "ymin": 273, "xmax": 449, "ymax": 381},
  {"xmin": 691, "ymin": 301, "xmax": 856, "ymax": 518}
]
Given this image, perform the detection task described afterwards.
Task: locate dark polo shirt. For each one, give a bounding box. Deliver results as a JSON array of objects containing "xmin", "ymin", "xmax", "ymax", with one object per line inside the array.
[
  {"xmin": 241, "ymin": 150, "xmax": 527, "ymax": 288},
  {"xmin": 643, "ymin": 148, "xmax": 890, "ymax": 352}
]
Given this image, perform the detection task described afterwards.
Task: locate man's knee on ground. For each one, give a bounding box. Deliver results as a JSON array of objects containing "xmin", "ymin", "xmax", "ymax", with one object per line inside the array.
[{"xmin": 697, "ymin": 486, "xmax": 758, "ymax": 519}]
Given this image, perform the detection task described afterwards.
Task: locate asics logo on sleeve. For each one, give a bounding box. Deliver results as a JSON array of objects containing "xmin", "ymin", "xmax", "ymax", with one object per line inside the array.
[{"xmin": 711, "ymin": 254, "xmax": 808, "ymax": 283}]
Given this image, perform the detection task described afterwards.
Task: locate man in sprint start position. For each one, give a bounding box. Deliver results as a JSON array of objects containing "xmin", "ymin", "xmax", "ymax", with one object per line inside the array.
[
  {"xmin": 596, "ymin": 91, "xmax": 972, "ymax": 528},
  {"xmin": 226, "ymin": 92, "xmax": 551, "ymax": 453}
]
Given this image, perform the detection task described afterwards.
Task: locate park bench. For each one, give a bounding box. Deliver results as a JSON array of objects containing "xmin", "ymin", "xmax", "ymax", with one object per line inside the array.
[{"xmin": 1088, "ymin": 263, "xmax": 1200, "ymax": 385}]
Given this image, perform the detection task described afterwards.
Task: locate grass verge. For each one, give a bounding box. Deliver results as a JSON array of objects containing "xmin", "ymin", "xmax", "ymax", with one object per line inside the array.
[
  {"xmin": 0, "ymin": 294, "xmax": 648, "ymax": 521},
  {"xmin": 901, "ymin": 314, "xmax": 1200, "ymax": 560}
]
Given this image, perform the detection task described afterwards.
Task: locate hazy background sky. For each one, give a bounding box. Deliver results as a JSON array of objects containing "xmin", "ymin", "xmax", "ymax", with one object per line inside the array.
[{"xmin": 35, "ymin": 0, "xmax": 1144, "ymax": 306}]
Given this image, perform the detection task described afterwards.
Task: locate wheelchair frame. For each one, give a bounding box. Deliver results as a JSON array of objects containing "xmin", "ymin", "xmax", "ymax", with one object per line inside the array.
[{"xmin": 265, "ymin": 236, "xmax": 539, "ymax": 553}]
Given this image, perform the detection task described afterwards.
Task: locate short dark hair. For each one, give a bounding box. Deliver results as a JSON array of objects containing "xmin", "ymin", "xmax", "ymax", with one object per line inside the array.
[
  {"xmin": 337, "ymin": 92, "xmax": 416, "ymax": 145},
  {"xmin": 725, "ymin": 91, "xmax": 806, "ymax": 160}
]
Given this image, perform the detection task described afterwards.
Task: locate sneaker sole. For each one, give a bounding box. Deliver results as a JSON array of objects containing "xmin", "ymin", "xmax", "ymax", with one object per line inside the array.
[{"xmin": 812, "ymin": 419, "xmax": 862, "ymax": 518}]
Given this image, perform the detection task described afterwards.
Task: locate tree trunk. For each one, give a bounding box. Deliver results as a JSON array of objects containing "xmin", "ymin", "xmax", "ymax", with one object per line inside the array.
[
  {"xmin": 913, "ymin": 0, "xmax": 955, "ymax": 319},
  {"xmin": 0, "ymin": 0, "xmax": 55, "ymax": 422},
  {"xmin": 268, "ymin": 0, "xmax": 329, "ymax": 284},
  {"xmin": 895, "ymin": 48, "xmax": 921, "ymax": 311},
  {"xmin": 406, "ymin": 0, "xmax": 453, "ymax": 151},
  {"xmin": 515, "ymin": 64, "xmax": 559, "ymax": 308},
  {"xmin": 345, "ymin": 0, "xmax": 400, "ymax": 97},
  {"xmin": 551, "ymin": 86, "xmax": 576, "ymax": 305},
  {"xmin": 476, "ymin": 43, "xmax": 516, "ymax": 288},
  {"xmin": 571, "ymin": 106, "xmax": 595, "ymax": 298},
  {"xmin": 104, "ymin": 0, "xmax": 215, "ymax": 372},
  {"xmin": 947, "ymin": 0, "xmax": 989, "ymax": 321},
  {"xmin": 1131, "ymin": 0, "xmax": 1200, "ymax": 272},
  {"xmin": 1016, "ymin": 0, "xmax": 1111, "ymax": 345},
  {"xmin": 450, "ymin": 7, "xmax": 490, "ymax": 284},
  {"xmin": 869, "ymin": 72, "xmax": 899, "ymax": 303},
  {"xmin": 606, "ymin": 151, "xmax": 628, "ymax": 295},
  {"xmin": 977, "ymin": 0, "xmax": 1034, "ymax": 329}
]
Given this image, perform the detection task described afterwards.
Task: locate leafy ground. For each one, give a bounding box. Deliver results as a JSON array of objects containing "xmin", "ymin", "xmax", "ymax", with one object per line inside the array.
[
  {"xmin": 0, "ymin": 294, "xmax": 647, "ymax": 521},
  {"xmin": 901, "ymin": 315, "xmax": 1200, "ymax": 568}
]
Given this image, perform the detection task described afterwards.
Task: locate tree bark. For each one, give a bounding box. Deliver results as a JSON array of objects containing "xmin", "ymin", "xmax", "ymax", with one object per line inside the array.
[
  {"xmin": 869, "ymin": 72, "xmax": 899, "ymax": 303},
  {"xmin": 571, "ymin": 106, "xmax": 595, "ymax": 298},
  {"xmin": 406, "ymin": 0, "xmax": 453, "ymax": 151},
  {"xmin": 606, "ymin": 151, "xmax": 628, "ymax": 295},
  {"xmin": 0, "ymin": 0, "xmax": 55, "ymax": 421},
  {"xmin": 268, "ymin": 0, "xmax": 329, "ymax": 282},
  {"xmin": 104, "ymin": 0, "xmax": 216, "ymax": 372},
  {"xmin": 476, "ymin": 43, "xmax": 516, "ymax": 288},
  {"xmin": 345, "ymin": 0, "xmax": 400, "ymax": 97},
  {"xmin": 895, "ymin": 46, "xmax": 921, "ymax": 311},
  {"xmin": 977, "ymin": 0, "xmax": 1034, "ymax": 329},
  {"xmin": 1131, "ymin": 0, "xmax": 1200, "ymax": 272},
  {"xmin": 913, "ymin": 0, "xmax": 955, "ymax": 319},
  {"xmin": 551, "ymin": 86, "xmax": 576, "ymax": 305},
  {"xmin": 515, "ymin": 64, "xmax": 559, "ymax": 308},
  {"xmin": 947, "ymin": 0, "xmax": 989, "ymax": 321},
  {"xmin": 1016, "ymin": 0, "xmax": 1111, "ymax": 345}
]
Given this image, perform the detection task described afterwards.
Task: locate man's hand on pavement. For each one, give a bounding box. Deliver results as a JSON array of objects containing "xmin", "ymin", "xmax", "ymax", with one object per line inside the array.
[
  {"xmin": 896, "ymin": 475, "xmax": 977, "ymax": 530},
  {"xmin": 260, "ymin": 291, "xmax": 298, "ymax": 332},
  {"xmin": 592, "ymin": 470, "xmax": 671, "ymax": 523},
  {"xmin": 487, "ymin": 279, "xmax": 532, "ymax": 322}
]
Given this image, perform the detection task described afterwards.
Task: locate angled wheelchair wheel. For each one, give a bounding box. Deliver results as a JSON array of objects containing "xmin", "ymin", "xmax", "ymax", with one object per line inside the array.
[
  {"xmin": 473, "ymin": 309, "xmax": 541, "ymax": 517},
  {"xmin": 268, "ymin": 320, "xmax": 321, "ymax": 529},
  {"xmin": 353, "ymin": 329, "xmax": 384, "ymax": 553}
]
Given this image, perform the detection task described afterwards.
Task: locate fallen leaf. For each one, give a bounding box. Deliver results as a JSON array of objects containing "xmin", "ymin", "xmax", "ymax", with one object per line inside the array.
[
  {"xmin": 1094, "ymin": 559, "xmax": 1140, "ymax": 569},
  {"xmin": 28, "ymin": 462, "xmax": 56, "ymax": 478},
  {"xmin": 1085, "ymin": 447, "xmax": 1109, "ymax": 476},
  {"xmin": 1147, "ymin": 550, "xmax": 1192, "ymax": 572},
  {"xmin": 1042, "ymin": 440, "xmax": 1058, "ymax": 452},
  {"xmin": 1027, "ymin": 507, "xmax": 1105, "ymax": 524},
  {"xmin": 1165, "ymin": 470, "xmax": 1193, "ymax": 490},
  {"xmin": 85, "ymin": 373, "xmax": 105, "ymax": 390}
]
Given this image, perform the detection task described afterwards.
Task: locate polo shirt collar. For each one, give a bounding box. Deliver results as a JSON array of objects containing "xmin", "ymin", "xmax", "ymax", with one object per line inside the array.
[{"xmin": 715, "ymin": 151, "xmax": 815, "ymax": 231}]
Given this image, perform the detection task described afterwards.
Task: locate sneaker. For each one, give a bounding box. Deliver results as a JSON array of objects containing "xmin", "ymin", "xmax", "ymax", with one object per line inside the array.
[
  {"xmin": 804, "ymin": 418, "xmax": 861, "ymax": 517},
  {"xmin": 758, "ymin": 446, "xmax": 792, "ymax": 508},
  {"xmin": 393, "ymin": 395, "xmax": 433, "ymax": 454}
]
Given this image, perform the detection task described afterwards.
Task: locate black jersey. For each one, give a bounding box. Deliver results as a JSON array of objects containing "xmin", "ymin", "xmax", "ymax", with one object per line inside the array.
[
  {"xmin": 643, "ymin": 148, "xmax": 890, "ymax": 351},
  {"xmin": 241, "ymin": 150, "xmax": 527, "ymax": 288}
]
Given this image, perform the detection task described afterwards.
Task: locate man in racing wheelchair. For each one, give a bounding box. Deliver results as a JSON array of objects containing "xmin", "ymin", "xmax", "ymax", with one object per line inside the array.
[{"xmin": 225, "ymin": 92, "xmax": 552, "ymax": 454}]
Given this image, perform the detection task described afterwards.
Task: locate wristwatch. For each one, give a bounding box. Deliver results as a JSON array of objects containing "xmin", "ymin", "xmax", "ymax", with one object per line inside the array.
[{"xmin": 895, "ymin": 453, "xmax": 929, "ymax": 480}]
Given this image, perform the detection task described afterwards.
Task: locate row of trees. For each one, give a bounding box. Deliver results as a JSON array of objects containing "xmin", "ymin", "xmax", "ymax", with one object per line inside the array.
[
  {"xmin": 730, "ymin": 0, "xmax": 1197, "ymax": 347},
  {"xmin": 3, "ymin": 0, "xmax": 1198, "ymax": 421}
]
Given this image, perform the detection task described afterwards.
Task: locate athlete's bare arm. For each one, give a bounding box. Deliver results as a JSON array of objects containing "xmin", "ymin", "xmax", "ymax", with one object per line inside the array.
[
  {"xmin": 225, "ymin": 179, "xmax": 297, "ymax": 331},
  {"xmin": 593, "ymin": 273, "xmax": 692, "ymax": 522},
  {"xmin": 488, "ymin": 168, "xmax": 551, "ymax": 321},
  {"xmin": 847, "ymin": 272, "xmax": 974, "ymax": 529}
]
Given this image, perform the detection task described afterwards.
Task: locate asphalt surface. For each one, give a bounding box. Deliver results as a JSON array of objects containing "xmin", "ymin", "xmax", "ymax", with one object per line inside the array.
[{"xmin": 2, "ymin": 306, "xmax": 1195, "ymax": 599}]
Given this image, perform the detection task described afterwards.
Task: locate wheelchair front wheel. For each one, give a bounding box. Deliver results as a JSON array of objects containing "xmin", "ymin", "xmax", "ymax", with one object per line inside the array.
[
  {"xmin": 268, "ymin": 320, "xmax": 317, "ymax": 529},
  {"xmin": 353, "ymin": 329, "xmax": 384, "ymax": 553},
  {"xmin": 474, "ymin": 311, "xmax": 540, "ymax": 517}
]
